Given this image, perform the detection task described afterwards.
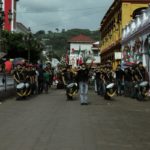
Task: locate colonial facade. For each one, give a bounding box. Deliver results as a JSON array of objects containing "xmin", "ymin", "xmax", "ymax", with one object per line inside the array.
[
  {"xmin": 67, "ymin": 34, "xmax": 94, "ymax": 67},
  {"xmin": 2, "ymin": 0, "xmax": 19, "ymax": 31},
  {"xmin": 100, "ymin": 0, "xmax": 150, "ymax": 69},
  {"xmin": 122, "ymin": 5, "xmax": 150, "ymax": 81}
]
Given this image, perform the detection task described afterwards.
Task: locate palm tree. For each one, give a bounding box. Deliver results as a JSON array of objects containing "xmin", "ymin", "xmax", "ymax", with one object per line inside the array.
[{"xmin": 55, "ymin": 28, "xmax": 59, "ymax": 33}]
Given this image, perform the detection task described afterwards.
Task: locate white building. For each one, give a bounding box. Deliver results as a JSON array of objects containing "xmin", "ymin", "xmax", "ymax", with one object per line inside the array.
[
  {"xmin": 68, "ymin": 34, "xmax": 97, "ymax": 67},
  {"xmin": 15, "ymin": 22, "xmax": 30, "ymax": 34}
]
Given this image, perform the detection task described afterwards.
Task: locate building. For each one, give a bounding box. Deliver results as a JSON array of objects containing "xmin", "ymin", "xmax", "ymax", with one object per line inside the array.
[
  {"xmin": 3, "ymin": 0, "xmax": 19, "ymax": 31},
  {"xmin": 15, "ymin": 22, "xmax": 30, "ymax": 34},
  {"xmin": 100, "ymin": 0, "xmax": 150, "ymax": 69},
  {"xmin": 122, "ymin": 6, "xmax": 150, "ymax": 81},
  {"xmin": 67, "ymin": 34, "xmax": 94, "ymax": 67},
  {"xmin": 91, "ymin": 41, "xmax": 101, "ymax": 65}
]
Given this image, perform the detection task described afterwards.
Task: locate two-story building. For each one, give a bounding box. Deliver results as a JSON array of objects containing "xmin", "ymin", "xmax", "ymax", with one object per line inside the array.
[
  {"xmin": 122, "ymin": 5, "xmax": 150, "ymax": 81},
  {"xmin": 67, "ymin": 34, "xmax": 94, "ymax": 67},
  {"xmin": 100, "ymin": 0, "xmax": 150, "ymax": 69}
]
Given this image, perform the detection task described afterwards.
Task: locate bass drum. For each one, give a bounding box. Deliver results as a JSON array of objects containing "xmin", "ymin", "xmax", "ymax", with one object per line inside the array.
[
  {"xmin": 16, "ymin": 83, "xmax": 25, "ymax": 99},
  {"xmin": 137, "ymin": 81, "xmax": 149, "ymax": 101},
  {"xmin": 105, "ymin": 83, "xmax": 116, "ymax": 100},
  {"xmin": 66, "ymin": 82, "xmax": 78, "ymax": 100}
]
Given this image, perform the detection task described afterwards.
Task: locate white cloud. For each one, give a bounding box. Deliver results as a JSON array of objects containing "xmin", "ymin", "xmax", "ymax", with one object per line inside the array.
[{"xmin": 17, "ymin": 0, "xmax": 113, "ymax": 32}]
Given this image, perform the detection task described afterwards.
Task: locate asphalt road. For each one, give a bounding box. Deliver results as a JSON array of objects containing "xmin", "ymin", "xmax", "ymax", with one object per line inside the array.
[{"xmin": 0, "ymin": 88, "xmax": 150, "ymax": 150}]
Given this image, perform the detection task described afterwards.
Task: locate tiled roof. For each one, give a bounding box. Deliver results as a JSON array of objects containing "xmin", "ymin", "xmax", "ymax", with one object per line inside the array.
[{"xmin": 68, "ymin": 34, "xmax": 94, "ymax": 43}]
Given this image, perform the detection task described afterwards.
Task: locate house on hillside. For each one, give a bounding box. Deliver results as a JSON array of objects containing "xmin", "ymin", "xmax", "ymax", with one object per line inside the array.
[{"xmin": 67, "ymin": 34, "xmax": 96, "ymax": 67}]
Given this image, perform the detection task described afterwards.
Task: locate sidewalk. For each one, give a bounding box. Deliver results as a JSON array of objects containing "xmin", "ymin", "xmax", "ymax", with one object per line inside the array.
[{"xmin": 0, "ymin": 73, "xmax": 15, "ymax": 101}]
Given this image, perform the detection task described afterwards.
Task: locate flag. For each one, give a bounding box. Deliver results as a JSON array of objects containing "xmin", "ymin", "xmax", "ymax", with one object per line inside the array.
[
  {"xmin": 65, "ymin": 49, "xmax": 69, "ymax": 64},
  {"xmin": 78, "ymin": 45, "xmax": 81, "ymax": 55},
  {"xmin": 79, "ymin": 57, "xmax": 83, "ymax": 65}
]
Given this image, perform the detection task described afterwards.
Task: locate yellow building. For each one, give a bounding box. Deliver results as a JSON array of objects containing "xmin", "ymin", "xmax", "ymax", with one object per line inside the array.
[{"xmin": 100, "ymin": 0, "xmax": 150, "ymax": 69}]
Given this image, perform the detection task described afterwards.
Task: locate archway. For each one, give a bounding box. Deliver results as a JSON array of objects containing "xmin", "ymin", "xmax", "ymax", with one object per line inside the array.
[{"xmin": 132, "ymin": 7, "xmax": 147, "ymax": 19}]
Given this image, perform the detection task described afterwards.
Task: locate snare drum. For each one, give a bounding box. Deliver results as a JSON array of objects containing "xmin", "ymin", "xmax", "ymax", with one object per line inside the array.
[{"xmin": 16, "ymin": 83, "xmax": 25, "ymax": 90}]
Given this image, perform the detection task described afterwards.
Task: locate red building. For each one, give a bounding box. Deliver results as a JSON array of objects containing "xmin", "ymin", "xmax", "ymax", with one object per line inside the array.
[{"xmin": 3, "ymin": 0, "xmax": 19, "ymax": 31}]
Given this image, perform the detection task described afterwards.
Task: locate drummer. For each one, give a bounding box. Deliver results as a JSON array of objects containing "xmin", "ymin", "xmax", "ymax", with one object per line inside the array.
[
  {"xmin": 13, "ymin": 64, "xmax": 25, "ymax": 100},
  {"xmin": 13, "ymin": 64, "xmax": 24, "ymax": 84}
]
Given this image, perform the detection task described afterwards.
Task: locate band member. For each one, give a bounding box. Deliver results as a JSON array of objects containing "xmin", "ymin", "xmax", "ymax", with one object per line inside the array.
[
  {"xmin": 13, "ymin": 64, "xmax": 25, "ymax": 100},
  {"xmin": 28, "ymin": 64, "xmax": 37, "ymax": 95},
  {"xmin": 76, "ymin": 63, "xmax": 92, "ymax": 105},
  {"xmin": 124, "ymin": 67, "xmax": 132, "ymax": 97},
  {"xmin": 136, "ymin": 62, "xmax": 146, "ymax": 81},
  {"xmin": 62, "ymin": 65, "xmax": 74, "ymax": 100},
  {"xmin": 95, "ymin": 65, "xmax": 101, "ymax": 95},
  {"xmin": 115, "ymin": 64, "xmax": 124, "ymax": 96}
]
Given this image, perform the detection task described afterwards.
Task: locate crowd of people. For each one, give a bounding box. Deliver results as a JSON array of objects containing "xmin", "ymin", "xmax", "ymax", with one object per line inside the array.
[
  {"xmin": 11, "ymin": 61, "xmax": 93, "ymax": 105},
  {"xmin": 4, "ymin": 59, "xmax": 149, "ymax": 104},
  {"xmin": 13, "ymin": 63, "xmax": 53, "ymax": 100},
  {"xmin": 94, "ymin": 62, "xmax": 150, "ymax": 100}
]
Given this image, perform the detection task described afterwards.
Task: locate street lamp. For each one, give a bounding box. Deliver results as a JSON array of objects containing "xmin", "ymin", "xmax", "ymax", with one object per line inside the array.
[
  {"xmin": 27, "ymin": 27, "xmax": 32, "ymax": 63},
  {"xmin": 23, "ymin": 27, "xmax": 33, "ymax": 63}
]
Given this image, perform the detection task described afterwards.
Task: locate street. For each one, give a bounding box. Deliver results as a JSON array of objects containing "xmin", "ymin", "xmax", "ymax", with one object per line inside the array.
[{"xmin": 0, "ymin": 88, "xmax": 150, "ymax": 150}]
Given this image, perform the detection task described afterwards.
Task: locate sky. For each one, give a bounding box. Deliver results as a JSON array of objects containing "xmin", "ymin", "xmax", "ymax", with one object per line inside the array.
[{"xmin": 17, "ymin": 0, "xmax": 114, "ymax": 33}]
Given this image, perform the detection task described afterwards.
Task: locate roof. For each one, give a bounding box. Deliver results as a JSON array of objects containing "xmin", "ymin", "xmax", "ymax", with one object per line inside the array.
[{"xmin": 68, "ymin": 34, "xmax": 94, "ymax": 43}]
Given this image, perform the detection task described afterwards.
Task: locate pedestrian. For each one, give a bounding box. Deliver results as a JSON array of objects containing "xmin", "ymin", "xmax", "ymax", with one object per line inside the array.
[
  {"xmin": 38, "ymin": 64, "xmax": 44, "ymax": 94},
  {"xmin": 43, "ymin": 67, "xmax": 50, "ymax": 93},
  {"xmin": 76, "ymin": 62, "xmax": 92, "ymax": 105}
]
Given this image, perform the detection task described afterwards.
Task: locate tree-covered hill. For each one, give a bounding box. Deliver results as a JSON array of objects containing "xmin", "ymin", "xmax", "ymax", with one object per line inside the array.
[{"xmin": 35, "ymin": 28, "xmax": 100, "ymax": 58}]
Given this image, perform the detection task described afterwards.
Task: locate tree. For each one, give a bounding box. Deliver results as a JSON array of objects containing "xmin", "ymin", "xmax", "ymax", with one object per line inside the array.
[
  {"xmin": 2, "ymin": 31, "xmax": 42, "ymax": 62},
  {"xmin": 55, "ymin": 28, "xmax": 59, "ymax": 33}
]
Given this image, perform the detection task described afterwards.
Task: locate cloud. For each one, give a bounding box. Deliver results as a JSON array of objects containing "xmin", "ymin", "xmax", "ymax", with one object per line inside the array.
[{"xmin": 17, "ymin": 0, "xmax": 113, "ymax": 33}]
